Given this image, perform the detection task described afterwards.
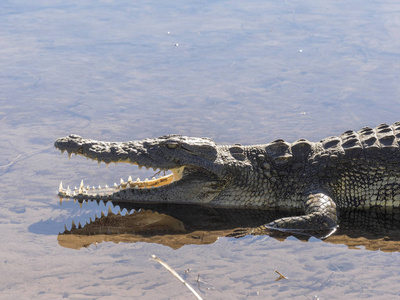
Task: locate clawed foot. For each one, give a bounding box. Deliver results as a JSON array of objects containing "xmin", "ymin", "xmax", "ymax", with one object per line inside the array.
[{"xmin": 226, "ymin": 228, "xmax": 253, "ymax": 238}]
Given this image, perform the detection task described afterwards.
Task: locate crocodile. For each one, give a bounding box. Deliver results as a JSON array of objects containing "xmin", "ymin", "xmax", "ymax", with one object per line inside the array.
[{"xmin": 54, "ymin": 121, "xmax": 400, "ymax": 234}]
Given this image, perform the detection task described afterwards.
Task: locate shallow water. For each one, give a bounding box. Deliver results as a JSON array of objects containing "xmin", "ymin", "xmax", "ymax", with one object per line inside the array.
[{"xmin": 1, "ymin": 0, "xmax": 400, "ymax": 298}]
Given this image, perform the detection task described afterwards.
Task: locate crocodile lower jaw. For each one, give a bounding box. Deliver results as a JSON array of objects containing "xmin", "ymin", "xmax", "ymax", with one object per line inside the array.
[{"xmin": 58, "ymin": 166, "xmax": 185, "ymax": 198}]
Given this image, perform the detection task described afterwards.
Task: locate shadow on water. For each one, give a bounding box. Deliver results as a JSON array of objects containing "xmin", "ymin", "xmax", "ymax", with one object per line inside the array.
[{"xmin": 55, "ymin": 201, "xmax": 400, "ymax": 252}]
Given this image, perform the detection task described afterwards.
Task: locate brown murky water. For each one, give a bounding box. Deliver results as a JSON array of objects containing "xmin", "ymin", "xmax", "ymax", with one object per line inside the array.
[{"xmin": 1, "ymin": 0, "xmax": 400, "ymax": 299}]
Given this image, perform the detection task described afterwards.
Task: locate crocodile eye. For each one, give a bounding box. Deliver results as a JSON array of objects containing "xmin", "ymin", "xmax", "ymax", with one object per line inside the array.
[{"xmin": 165, "ymin": 141, "xmax": 180, "ymax": 149}]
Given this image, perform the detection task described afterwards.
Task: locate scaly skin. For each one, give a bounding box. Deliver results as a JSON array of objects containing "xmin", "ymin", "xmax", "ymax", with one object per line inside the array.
[{"xmin": 54, "ymin": 121, "xmax": 400, "ymax": 234}]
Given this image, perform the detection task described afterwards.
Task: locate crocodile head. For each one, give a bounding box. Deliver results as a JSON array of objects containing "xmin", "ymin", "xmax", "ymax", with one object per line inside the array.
[{"xmin": 55, "ymin": 134, "xmax": 232, "ymax": 205}]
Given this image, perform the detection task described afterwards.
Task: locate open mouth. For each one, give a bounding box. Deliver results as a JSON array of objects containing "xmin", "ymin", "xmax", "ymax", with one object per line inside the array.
[
  {"xmin": 58, "ymin": 165, "xmax": 186, "ymax": 199},
  {"xmin": 54, "ymin": 134, "xmax": 220, "ymax": 202}
]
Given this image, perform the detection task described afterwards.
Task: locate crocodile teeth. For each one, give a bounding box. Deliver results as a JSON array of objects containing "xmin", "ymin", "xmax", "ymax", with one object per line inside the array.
[
  {"xmin": 58, "ymin": 167, "xmax": 182, "ymax": 199},
  {"xmin": 59, "ymin": 182, "xmax": 64, "ymax": 193},
  {"xmin": 79, "ymin": 180, "xmax": 84, "ymax": 194}
]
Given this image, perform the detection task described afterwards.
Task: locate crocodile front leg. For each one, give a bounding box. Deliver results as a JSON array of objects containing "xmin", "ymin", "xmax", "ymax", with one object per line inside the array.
[
  {"xmin": 227, "ymin": 192, "xmax": 338, "ymax": 239},
  {"xmin": 266, "ymin": 192, "xmax": 338, "ymax": 232}
]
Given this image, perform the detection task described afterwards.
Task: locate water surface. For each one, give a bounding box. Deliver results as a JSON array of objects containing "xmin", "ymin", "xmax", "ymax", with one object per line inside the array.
[{"xmin": 1, "ymin": 0, "xmax": 400, "ymax": 298}]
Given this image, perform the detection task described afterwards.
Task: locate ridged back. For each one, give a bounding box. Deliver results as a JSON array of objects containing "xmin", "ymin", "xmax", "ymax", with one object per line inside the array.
[
  {"xmin": 319, "ymin": 121, "xmax": 400, "ymax": 157},
  {"xmin": 257, "ymin": 122, "xmax": 400, "ymax": 172}
]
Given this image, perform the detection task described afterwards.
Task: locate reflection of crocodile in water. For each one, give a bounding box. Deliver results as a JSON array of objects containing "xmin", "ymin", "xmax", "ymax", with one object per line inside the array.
[
  {"xmin": 58, "ymin": 202, "xmax": 400, "ymax": 252},
  {"xmin": 55, "ymin": 121, "xmax": 400, "ymax": 236}
]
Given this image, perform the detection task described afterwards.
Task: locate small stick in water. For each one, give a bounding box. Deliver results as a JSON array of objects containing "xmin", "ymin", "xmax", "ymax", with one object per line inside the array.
[
  {"xmin": 151, "ymin": 255, "xmax": 203, "ymax": 300},
  {"xmin": 275, "ymin": 269, "xmax": 288, "ymax": 281}
]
